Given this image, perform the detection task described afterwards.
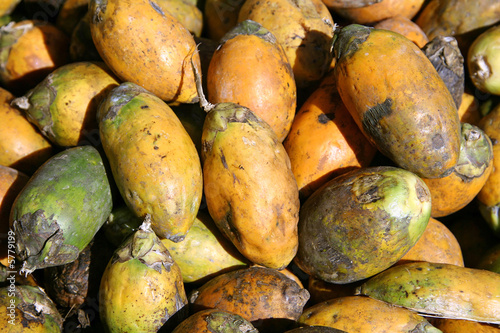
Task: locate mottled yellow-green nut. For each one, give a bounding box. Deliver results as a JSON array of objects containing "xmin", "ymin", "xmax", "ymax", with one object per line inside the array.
[
  {"xmin": 98, "ymin": 82, "xmax": 203, "ymax": 242},
  {"xmin": 294, "ymin": 166, "xmax": 431, "ymax": 284},
  {"xmin": 171, "ymin": 308, "xmax": 259, "ymax": 333},
  {"xmin": 468, "ymin": 25, "xmax": 500, "ymax": 95},
  {"xmin": 456, "ymin": 123, "xmax": 493, "ymax": 177},
  {"xmin": 99, "ymin": 218, "xmax": 188, "ymax": 333},
  {"xmin": 12, "ymin": 61, "xmax": 119, "ymax": 147},
  {"xmin": 0, "ymin": 285, "xmax": 63, "ymax": 332},
  {"xmin": 356, "ymin": 261, "xmax": 500, "ymax": 324}
]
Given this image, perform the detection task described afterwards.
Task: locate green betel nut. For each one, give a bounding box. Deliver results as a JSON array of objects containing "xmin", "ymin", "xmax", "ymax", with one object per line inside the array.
[
  {"xmin": 468, "ymin": 24, "xmax": 500, "ymax": 95},
  {"xmin": 10, "ymin": 145, "xmax": 113, "ymax": 274}
]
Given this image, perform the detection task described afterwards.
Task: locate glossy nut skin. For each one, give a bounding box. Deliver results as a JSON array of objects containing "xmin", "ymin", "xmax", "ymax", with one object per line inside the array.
[
  {"xmin": 202, "ymin": 103, "xmax": 300, "ymax": 270},
  {"xmin": 283, "ymin": 69, "xmax": 377, "ymax": 199},
  {"xmin": 207, "ymin": 20, "xmax": 297, "ymax": 142},
  {"xmin": 333, "ymin": 24, "xmax": 461, "ymax": 179}
]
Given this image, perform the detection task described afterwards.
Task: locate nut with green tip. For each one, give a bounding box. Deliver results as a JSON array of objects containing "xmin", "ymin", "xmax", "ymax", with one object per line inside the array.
[
  {"xmin": 201, "ymin": 102, "xmax": 265, "ymax": 162},
  {"xmin": 468, "ymin": 24, "xmax": 500, "ymax": 95},
  {"xmin": 10, "ymin": 145, "xmax": 113, "ymax": 274},
  {"xmin": 455, "ymin": 123, "xmax": 493, "ymax": 178},
  {"xmin": 332, "ymin": 23, "xmax": 372, "ymax": 62},
  {"xmin": 99, "ymin": 216, "xmax": 188, "ymax": 333},
  {"xmin": 294, "ymin": 166, "xmax": 431, "ymax": 284},
  {"xmin": 220, "ymin": 19, "xmax": 277, "ymax": 45},
  {"xmin": 421, "ymin": 122, "xmax": 494, "ymax": 217},
  {"xmin": 11, "ymin": 61, "xmax": 119, "ymax": 147}
]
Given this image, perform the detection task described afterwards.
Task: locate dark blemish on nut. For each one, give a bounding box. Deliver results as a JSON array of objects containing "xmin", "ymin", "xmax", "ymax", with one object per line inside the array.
[
  {"xmin": 362, "ymin": 98, "xmax": 393, "ymax": 144},
  {"xmin": 415, "ymin": 182, "xmax": 430, "ymax": 202},
  {"xmin": 149, "ymin": 0, "xmax": 165, "ymax": 16},
  {"xmin": 358, "ymin": 186, "xmax": 381, "ymax": 204},
  {"xmin": 220, "ymin": 149, "xmax": 228, "ymax": 170},
  {"xmin": 432, "ymin": 133, "xmax": 445, "ymax": 149},
  {"xmin": 318, "ymin": 113, "xmax": 335, "ymax": 124}
]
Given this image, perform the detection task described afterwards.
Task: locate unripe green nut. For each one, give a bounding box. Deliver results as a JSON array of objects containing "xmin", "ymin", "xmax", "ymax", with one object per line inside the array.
[{"xmin": 468, "ymin": 24, "xmax": 500, "ymax": 95}]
